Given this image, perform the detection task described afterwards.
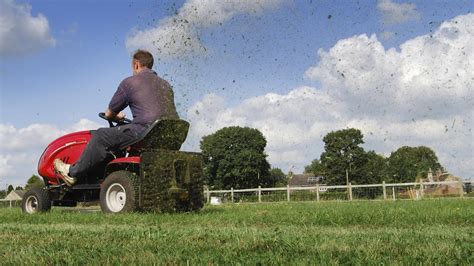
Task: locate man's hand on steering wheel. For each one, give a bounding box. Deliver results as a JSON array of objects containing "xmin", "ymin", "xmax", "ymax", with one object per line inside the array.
[
  {"xmin": 115, "ymin": 111, "xmax": 126, "ymax": 121},
  {"xmin": 99, "ymin": 109, "xmax": 132, "ymax": 127}
]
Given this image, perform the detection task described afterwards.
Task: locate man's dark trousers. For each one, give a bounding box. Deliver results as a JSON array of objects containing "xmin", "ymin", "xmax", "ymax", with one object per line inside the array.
[{"xmin": 69, "ymin": 124, "xmax": 143, "ymax": 178}]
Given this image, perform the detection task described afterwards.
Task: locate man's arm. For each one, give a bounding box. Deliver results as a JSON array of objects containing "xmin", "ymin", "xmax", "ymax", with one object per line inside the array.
[{"xmin": 107, "ymin": 79, "xmax": 129, "ymax": 121}]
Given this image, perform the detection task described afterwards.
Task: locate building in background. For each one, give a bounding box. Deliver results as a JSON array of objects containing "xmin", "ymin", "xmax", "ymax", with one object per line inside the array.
[{"xmin": 289, "ymin": 174, "xmax": 325, "ymax": 187}]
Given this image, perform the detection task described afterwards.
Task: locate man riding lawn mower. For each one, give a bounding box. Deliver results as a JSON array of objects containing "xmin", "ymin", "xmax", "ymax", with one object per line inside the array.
[{"xmin": 22, "ymin": 50, "xmax": 204, "ymax": 214}]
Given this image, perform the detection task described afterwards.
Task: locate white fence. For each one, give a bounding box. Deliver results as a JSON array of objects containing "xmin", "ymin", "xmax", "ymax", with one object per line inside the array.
[
  {"xmin": 0, "ymin": 199, "xmax": 21, "ymax": 208},
  {"xmin": 204, "ymin": 180, "xmax": 472, "ymax": 204},
  {"xmin": 1, "ymin": 180, "xmax": 471, "ymax": 208}
]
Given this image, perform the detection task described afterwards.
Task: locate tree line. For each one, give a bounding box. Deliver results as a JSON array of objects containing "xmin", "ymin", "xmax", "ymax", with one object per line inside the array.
[
  {"xmin": 201, "ymin": 126, "xmax": 443, "ymax": 189},
  {"xmin": 304, "ymin": 128, "xmax": 442, "ymax": 185},
  {"xmin": 1, "ymin": 175, "xmax": 44, "ymax": 197}
]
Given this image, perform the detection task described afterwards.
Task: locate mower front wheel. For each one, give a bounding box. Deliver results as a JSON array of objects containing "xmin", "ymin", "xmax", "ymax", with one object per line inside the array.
[
  {"xmin": 22, "ymin": 187, "xmax": 51, "ymax": 214},
  {"xmin": 100, "ymin": 171, "xmax": 138, "ymax": 213}
]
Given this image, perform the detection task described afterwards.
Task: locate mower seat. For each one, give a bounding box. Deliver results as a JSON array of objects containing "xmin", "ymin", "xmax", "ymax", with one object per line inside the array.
[{"xmin": 119, "ymin": 119, "xmax": 190, "ymax": 154}]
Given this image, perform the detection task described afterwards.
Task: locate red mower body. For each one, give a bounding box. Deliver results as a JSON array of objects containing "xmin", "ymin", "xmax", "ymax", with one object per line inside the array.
[
  {"xmin": 38, "ymin": 131, "xmax": 91, "ymax": 185},
  {"xmin": 38, "ymin": 130, "xmax": 139, "ymax": 185}
]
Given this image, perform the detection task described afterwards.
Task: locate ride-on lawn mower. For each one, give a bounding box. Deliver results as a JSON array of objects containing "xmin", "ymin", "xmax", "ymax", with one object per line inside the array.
[{"xmin": 22, "ymin": 113, "xmax": 204, "ymax": 214}]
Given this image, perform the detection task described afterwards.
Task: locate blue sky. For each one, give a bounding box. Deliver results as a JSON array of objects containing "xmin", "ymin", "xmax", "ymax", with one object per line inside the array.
[{"xmin": 0, "ymin": 0, "xmax": 472, "ymax": 187}]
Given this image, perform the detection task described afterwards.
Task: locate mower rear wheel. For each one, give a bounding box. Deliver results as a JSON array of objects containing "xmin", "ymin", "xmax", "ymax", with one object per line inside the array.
[
  {"xmin": 100, "ymin": 171, "xmax": 138, "ymax": 213},
  {"xmin": 22, "ymin": 187, "xmax": 51, "ymax": 214}
]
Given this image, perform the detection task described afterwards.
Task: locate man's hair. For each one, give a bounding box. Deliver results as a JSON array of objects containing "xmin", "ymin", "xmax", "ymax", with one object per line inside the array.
[{"xmin": 133, "ymin": 50, "xmax": 154, "ymax": 69}]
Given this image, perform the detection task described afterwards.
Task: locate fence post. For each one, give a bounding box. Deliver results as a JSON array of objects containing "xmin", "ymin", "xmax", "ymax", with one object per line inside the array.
[
  {"xmin": 258, "ymin": 186, "xmax": 262, "ymax": 203},
  {"xmin": 383, "ymin": 181, "xmax": 387, "ymax": 200},
  {"xmin": 316, "ymin": 184, "xmax": 320, "ymax": 202},
  {"xmin": 287, "ymin": 185, "xmax": 290, "ymax": 202},
  {"xmin": 392, "ymin": 186, "xmax": 395, "ymax": 201},
  {"xmin": 348, "ymin": 182, "xmax": 353, "ymax": 201},
  {"xmin": 205, "ymin": 188, "xmax": 210, "ymax": 203},
  {"xmin": 459, "ymin": 180, "xmax": 464, "ymax": 198},
  {"xmin": 420, "ymin": 180, "xmax": 424, "ymax": 199},
  {"xmin": 231, "ymin": 187, "xmax": 234, "ymax": 203}
]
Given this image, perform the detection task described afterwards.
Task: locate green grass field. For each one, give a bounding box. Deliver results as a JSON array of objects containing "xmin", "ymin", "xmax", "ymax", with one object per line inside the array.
[{"xmin": 0, "ymin": 199, "xmax": 473, "ymax": 264}]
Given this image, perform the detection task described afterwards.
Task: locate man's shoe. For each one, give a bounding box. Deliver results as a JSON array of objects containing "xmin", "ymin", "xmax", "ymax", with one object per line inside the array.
[{"xmin": 53, "ymin": 159, "xmax": 77, "ymax": 186}]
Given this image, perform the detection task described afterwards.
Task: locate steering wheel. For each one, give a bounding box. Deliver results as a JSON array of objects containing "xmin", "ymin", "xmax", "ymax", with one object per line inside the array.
[{"xmin": 98, "ymin": 112, "xmax": 132, "ymax": 127}]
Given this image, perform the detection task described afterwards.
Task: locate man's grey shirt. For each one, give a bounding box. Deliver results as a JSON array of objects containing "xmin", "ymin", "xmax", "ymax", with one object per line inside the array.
[{"xmin": 108, "ymin": 69, "xmax": 179, "ymax": 134}]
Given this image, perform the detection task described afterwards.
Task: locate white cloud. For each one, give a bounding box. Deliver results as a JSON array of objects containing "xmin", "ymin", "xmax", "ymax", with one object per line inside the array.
[
  {"xmin": 0, "ymin": 0, "xmax": 55, "ymax": 57},
  {"xmin": 67, "ymin": 118, "xmax": 102, "ymax": 133},
  {"xmin": 305, "ymin": 34, "xmax": 402, "ymax": 117},
  {"xmin": 377, "ymin": 0, "xmax": 421, "ymax": 25},
  {"xmin": 184, "ymin": 14, "xmax": 473, "ymax": 179},
  {"xmin": 0, "ymin": 154, "xmax": 12, "ymax": 178},
  {"xmin": 187, "ymin": 87, "xmax": 344, "ymax": 149},
  {"xmin": 126, "ymin": 0, "xmax": 286, "ymax": 58},
  {"xmin": 0, "ymin": 119, "xmax": 100, "ymax": 187},
  {"xmin": 0, "ymin": 123, "xmax": 62, "ymax": 151},
  {"xmin": 305, "ymin": 13, "xmax": 474, "ymax": 120},
  {"xmin": 185, "ymin": 87, "xmax": 342, "ymax": 171},
  {"xmin": 0, "ymin": 119, "xmax": 100, "ymax": 152}
]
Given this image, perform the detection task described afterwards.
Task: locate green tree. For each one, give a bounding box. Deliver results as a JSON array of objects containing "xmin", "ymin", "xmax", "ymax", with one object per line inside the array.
[
  {"xmin": 201, "ymin": 126, "xmax": 271, "ymax": 189},
  {"xmin": 7, "ymin": 185, "xmax": 14, "ymax": 194},
  {"xmin": 269, "ymin": 168, "xmax": 288, "ymax": 187},
  {"xmin": 320, "ymin": 128, "xmax": 367, "ymax": 185},
  {"xmin": 25, "ymin": 175, "xmax": 44, "ymax": 190},
  {"xmin": 15, "ymin": 186, "xmax": 23, "ymax": 191},
  {"xmin": 304, "ymin": 159, "xmax": 326, "ymax": 176},
  {"xmin": 387, "ymin": 146, "xmax": 442, "ymax": 183},
  {"xmin": 359, "ymin": 151, "xmax": 387, "ymax": 184},
  {"xmin": 352, "ymin": 151, "xmax": 388, "ymax": 198}
]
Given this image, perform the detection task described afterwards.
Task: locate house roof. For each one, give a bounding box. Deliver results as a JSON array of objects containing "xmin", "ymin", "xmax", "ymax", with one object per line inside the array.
[
  {"xmin": 289, "ymin": 174, "xmax": 324, "ymax": 187},
  {"xmin": 4, "ymin": 190, "xmax": 26, "ymax": 201}
]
